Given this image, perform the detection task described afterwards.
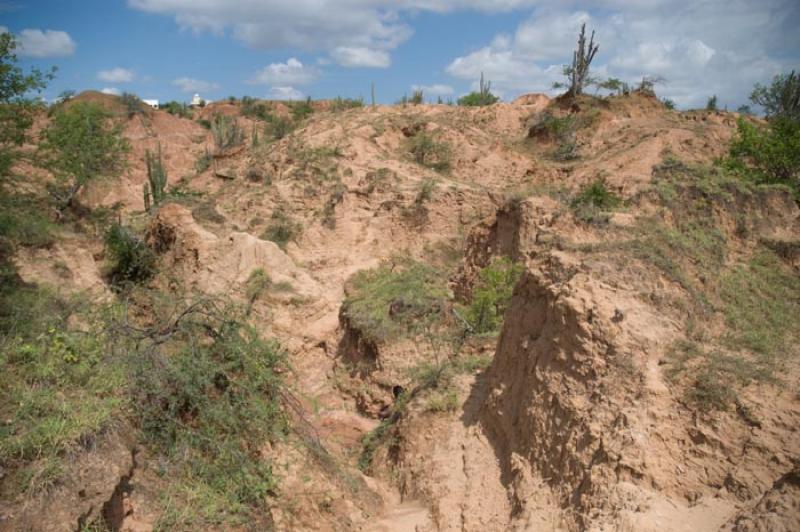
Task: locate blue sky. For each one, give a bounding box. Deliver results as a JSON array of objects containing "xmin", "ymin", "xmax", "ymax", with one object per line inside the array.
[{"xmin": 2, "ymin": 0, "xmax": 798, "ymax": 108}]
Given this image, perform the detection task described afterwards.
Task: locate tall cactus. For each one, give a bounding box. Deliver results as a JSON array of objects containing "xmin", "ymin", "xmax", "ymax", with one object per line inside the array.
[
  {"xmin": 568, "ymin": 23, "xmax": 599, "ymax": 97},
  {"xmin": 145, "ymin": 143, "xmax": 167, "ymax": 210},
  {"xmin": 143, "ymin": 182, "xmax": 151, "ymax": 211}
]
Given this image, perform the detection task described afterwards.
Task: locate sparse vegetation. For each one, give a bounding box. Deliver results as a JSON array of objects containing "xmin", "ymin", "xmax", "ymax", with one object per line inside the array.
[
  {"xmin": 571, "ymin": 178, "xmax": 622, "ymax": 223},
  {"xmin": 706, "ymin": 95, "xmax": 718, "ymax": 111},
  {"xmin": 330, "ymin": 96, "xmax": 364, "ymax": 112}
]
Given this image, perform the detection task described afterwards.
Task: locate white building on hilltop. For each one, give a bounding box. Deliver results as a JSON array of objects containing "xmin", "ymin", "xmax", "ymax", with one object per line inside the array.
[{"xmin": 190, "ymin": 93, "xmax": 211, "ymax": 106}]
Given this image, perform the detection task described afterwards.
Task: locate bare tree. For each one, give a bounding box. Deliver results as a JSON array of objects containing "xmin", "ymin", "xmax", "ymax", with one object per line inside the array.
[{"xmin": 567, "ymin": 23, "xmax": 599, "ymax": 97}]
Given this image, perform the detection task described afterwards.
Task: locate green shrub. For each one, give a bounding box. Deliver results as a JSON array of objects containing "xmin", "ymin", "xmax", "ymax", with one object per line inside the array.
[
  {"xmin": 571, "ymin": 178, "xmax": 622, "ymax": 223},
  {"xmin": 120, "ymin": 92, "xmax": 143, "ymax": 117},
  {"xmin": 210, "ymin": 113, "xmax": 244, "ymax": 152},
  {"xmin": 264, "ymin": 114, "xmax": 294, "ymax": 141},
  {"xmin": 104, "ymin": 223, "xmax": 156, "ymax": 285},
  {"xmin": 262, "ymin": 208, "xmax": 300, "ymax": 250},
  {"xmin": 726, "ymin": 117, "xmax": 800, "ymax": 196},
  {"xmin": 342, "ymin": 259, "xmax": 448, "ymax": 344},
  {"xmin": 464, "ymin": 257, "xmax": 523, "ymax": 334},
  {"xmin": 133, "ymin": 313, "xmax": 286, "ymax": 515},
  {"xmin": 160, "ymin": 100, "xmax": 192, "ymax": 118},
  {"xmin": 408, "ymin": 132, "xmax": 452, "ymax": 172},
  {"xmin": 662, "ymin": 98, "xmax": 676, "ymax": 110},
  {"xmin": 457, "ymin": 73, "xmax": 499, "ymax": 106},
  {"xmin": 38, "ymin": 102, "xmax": 129, "ymax": 209},
  {"xmin": 750, "ymin": 70, "xmax": 799, "ymax": 121},
  {"xmin": 410, "ymin": 89, "xmax": 424, "ymax": 105},
  {"xmin": 0, "ymin": 32, "xmax": 52, "ymax": 181},
  {"xmin": 195, "ymin": 148, "xmax": 212, "ymax": 173},
  {"xmin": 706, "ymin": 95, "xmax": 718, "ymax": 111}
]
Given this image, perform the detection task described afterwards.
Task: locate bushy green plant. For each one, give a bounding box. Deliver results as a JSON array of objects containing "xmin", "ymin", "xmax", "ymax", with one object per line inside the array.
[
  {"xmin": 262, "ymin": 208, "xmax": 300, "ymax": 250},
  {"xmin": 195, "ymin": 148, "xmax": 212, "ymax": 173},
  {"xmin": 160, "ymin": 100, "xmax": 192, "ymax": 118},
  {"xmin": 408, "ymin": 132, "xmax": 452, "ymax": 172},
  {"xmin": 571, "ymin": 178, "xmax": 622, "ymax": 223},
  {"xmin": 38, "ymin": 101, "xmax": 129, "ymax": 209},
  {"xmin": 410, "ymin": 89, "xmax": 424, "ymax": 105},
  {"xmin": 464, "ymin": 257, "xmax": 523, "ymax": 334},
  {"xmin": 120, "ymin": 92, "xmax": 143, "ymax": 117},
  {"xmin": 342, "ymin": 259, "xmax": 448, "ymax": 344},
  {"xmin": 750, "ymin": 70, "xmax": 799, "ymax": 121},
  {"xmin": 133, "ymin": 310, "xmax": 286, "ymax": 517},
  {"xmin": 457, "ymin": 73, "xmax": 499, "ymax": 106},
  {"xmin": 210, "ymin": 113, "xmax": 244, "ymax": 152},
  {"xmin": 0, "ymin": 32, "xmax": 53, "ymax": 179},
  {"xmin": 726, "ymin": 117, "xmax": 800, "ymax": 195},
  {"xmin": 104, "ymin": 222, "xmax": 156, "ymax": 285},
  {"xmin": 706, "ymin": 95, "xmax": 718, "ymax": 111}
]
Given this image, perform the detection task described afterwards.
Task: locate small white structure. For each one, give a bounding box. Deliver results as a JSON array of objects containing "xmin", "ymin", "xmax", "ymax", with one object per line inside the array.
[
  {"xmin": 191, "ymin": 93, "xmax": 204, "ymax": 106},
  {"xmin": 142, "ymin": 99, "xmax": 159, "ymax": 109}
]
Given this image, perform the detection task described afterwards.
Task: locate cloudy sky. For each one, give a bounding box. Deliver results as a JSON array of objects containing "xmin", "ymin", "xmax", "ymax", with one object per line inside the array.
[{"xmin": 3, "ymin": 0, "xmax": 798, "ymax": 108}]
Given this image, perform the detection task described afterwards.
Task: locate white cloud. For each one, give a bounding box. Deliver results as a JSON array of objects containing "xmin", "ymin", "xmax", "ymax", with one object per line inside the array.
[
  {"xmin": 446, "ymin": 1, "xmax": 799, "ymax": 108},
  {"xmin": 127, "ymin": 1, "xmax": 548, "ymax": 68},
  {"xmin": 172, "ymin": 77, "xmax": 220, "ymax": 93},
  {"xmin": 266, "ymin": 86, "xmax": 306, "ymax": 100},
  {"xmin": 331, "ymin": 46, "xmax": 390, "ymax": 68},
  {"xmin": 251, "ymin": 58, "xmax": 320, "ymax": 85},
  {"xmin": 411, "ymin": 84, "xmax": 454, "ymax": 96},
  {"xmin": 97, "ymin": 67, "xmax": 135, "ymax": 83},
  {"xmin": 101, "ymin": 87, "xmax": 121, "ymax": 96},
  {"xmin": 15, "ymin": 28, "xmax": 76, "ymax": 58}
]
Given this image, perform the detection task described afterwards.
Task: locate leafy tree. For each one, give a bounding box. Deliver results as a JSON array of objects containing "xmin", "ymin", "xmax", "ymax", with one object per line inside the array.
[
  {"xmin": 662, "ymin": 98, "xmax": 676, "ymax": 110},
  {"xmin": 727, "ymin": 117, "xmax": 800, "ymax": 193},
  {"xmin": 750, "ymin": 70, "xmax": 799, "ymax": 121},
  {"xmin": 597, "ymin": 77, "xmax": 624, "ymax": 96},
  {"xmin": 39, "ymin": 102, "xmax": 129, "ymax": 209},
  {"xmin": 706, "ymin": 95, "xmax": 718, "ymax": 111},
  {"xmin": 726, "ymin": 72, "xmax": 800, "ymax": 197},
  {"xmin": 458, "ymin": 72, "xmax": 499, "ymax": 106},
  {"xmin": 0, "ymin": 31, "xmax": 54, "ymax": 178}
]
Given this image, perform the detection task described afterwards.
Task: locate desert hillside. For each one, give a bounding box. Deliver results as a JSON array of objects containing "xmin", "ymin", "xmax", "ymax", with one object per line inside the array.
[{"xmin": 1, "ymin": 85, "xmax": 799, "ymax": 532}]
